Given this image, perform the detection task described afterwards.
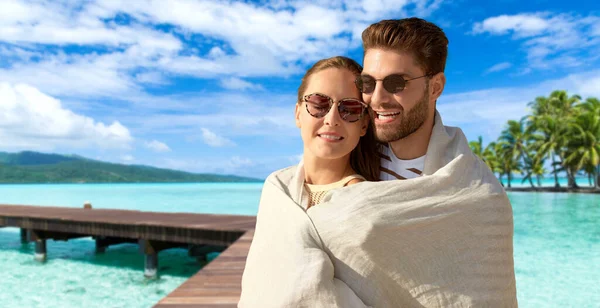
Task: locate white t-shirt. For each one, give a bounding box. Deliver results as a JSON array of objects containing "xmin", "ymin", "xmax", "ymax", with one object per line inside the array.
[{"xmin": 379, "ymin": 144, "xmax": 425, "ymax": 180}]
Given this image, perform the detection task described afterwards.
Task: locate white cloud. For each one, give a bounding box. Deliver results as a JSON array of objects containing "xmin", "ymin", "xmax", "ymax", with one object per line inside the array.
[
  {"xmin": 0, "ymin": 0, "xmax": 446, "ymax": 99},
  {"xmin": 0, "ymin": 0, "xmax": 182, "ymax": 49},
  {"xmin": 0, "ymin": 52, "xmax": 141, "ymax": 98},
  {"xmin": 413, "ymin": 0, "xmax": 444, "ymax": 17},
  {"xmin": 159, "ymin": 156, "xmax": 253, "ymax": 174},
  {"xmin": 110, "ymin": 92, "xmax": 298, "ymax": 137},
  {"xmin": 220, "ymin": 77, "xmax": 264, "ymax": 91},
  {"xmin": 0, "ymin": 45, "xmax": 36, "ymax": 61},
  {"xmin": 473, "ymin": 14, "xmax": 549, "ymax": 37},
  {"xmin": 113, "ymin": 1, "xmax": 349, "ymax": 59},
  {"xmin": 230, "ymin": 156, "xmax": 255, "ymax": 168},
  {"xmin": 121, "ymin": 154, "xmax": 135, "ymax": 162},
  {"xmin": 593, "ymin": 23, "xmax": 600, "ymax": 36},
  {"xmin": 159, "ymin": 155, "xmax": 295, "ymax": 179},
  {"xmin": 200, "ymin": 128, "xmax": 236, "ymax": 147},
  {"xmin": 485, "ymin": 62, "xmax": 512, "ymax": 74},
  {"xmin": 144, "ymin": 140, "xmax": 171, "ymax": 153},
  {"xmin": 0, "ymin": 82, "xmax": 133, "ymax": 151},
  {"xmin": 117, "ymin": 109, "xmax": 297, "ymax": 139},
  {"xmin": 135, "ymin": 72, "xmax": 169, "ymax": 85},
  {"xmin": 472, "ymin": 12, "xmax": 600, "ymax": 71},
  {"xmin": 554, "ymin": 71, "xmax": 600, "ymax": 99}
]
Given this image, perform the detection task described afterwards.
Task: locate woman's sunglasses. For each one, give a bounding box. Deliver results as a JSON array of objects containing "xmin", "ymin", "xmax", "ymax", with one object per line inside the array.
[
  {"xmin": 355, "ymin": 74, "xmax": 430, "ymax": 94},
  {"xmin": 302, "ymin": 93, "xmax": 367, "ymax": 123}
]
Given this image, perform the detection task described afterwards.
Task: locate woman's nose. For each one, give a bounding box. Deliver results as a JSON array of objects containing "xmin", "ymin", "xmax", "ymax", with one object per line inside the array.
[{"xmin": 323, "ymin": 103, "xmax": 342, "ymax": 126}]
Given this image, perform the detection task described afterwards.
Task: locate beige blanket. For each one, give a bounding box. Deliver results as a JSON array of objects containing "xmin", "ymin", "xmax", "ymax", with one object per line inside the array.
[{"xmin": 239, "ymin": 112, "xmax": 518, "ymax": 307}]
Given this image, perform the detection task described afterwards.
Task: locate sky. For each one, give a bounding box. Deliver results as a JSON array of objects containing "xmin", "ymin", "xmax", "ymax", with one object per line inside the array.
[{"xmin": 0, "ymin": 0, "xmax": 599, "ymax": 179}]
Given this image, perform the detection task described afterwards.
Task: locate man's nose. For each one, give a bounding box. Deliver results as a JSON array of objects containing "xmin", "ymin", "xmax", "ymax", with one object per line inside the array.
[{"xmin": 368, "ymin": 81, "xmax": 390, "ymax": 109}]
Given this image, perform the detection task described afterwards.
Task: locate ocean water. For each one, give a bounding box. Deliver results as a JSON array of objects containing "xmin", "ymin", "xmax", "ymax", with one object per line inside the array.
[
  {"xmin": 0, "ymin": 183, "xmax": 263, "ymax": 215},
  {"xmin": 509, "ymin": 192, "xmax": 599, "ymax": 307},
  {"xmin": 0, "ymin": 183, "xmax": 599, "ymax": 307}
]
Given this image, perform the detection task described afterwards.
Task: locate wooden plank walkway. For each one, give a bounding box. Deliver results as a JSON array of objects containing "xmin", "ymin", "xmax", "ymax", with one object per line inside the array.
[
  {"xmin": 154, "ymin": 230, "xmax": 253, "ymax": 307},
  {"xmin": 0, "ymin": 204, "xmax": 255, "ymax": 246}
]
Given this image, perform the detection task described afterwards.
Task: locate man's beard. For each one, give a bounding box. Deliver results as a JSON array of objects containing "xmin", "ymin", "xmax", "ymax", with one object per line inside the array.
[{"xmin": 373, "ymin": 87, "xmax": 429, "ymax": 143}]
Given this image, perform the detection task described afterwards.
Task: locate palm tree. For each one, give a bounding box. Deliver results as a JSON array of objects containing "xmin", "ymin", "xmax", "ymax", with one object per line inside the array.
[
  {"xmin": 489, "ymin": 91, "xmax": 599, "ymax": 190},
  {"xmin": 548, "ymin": 91, "xmax": 582, "ymax": 188},
  {"xmin": 548, "ymin": 90, "xmax": 581, "ymax": 114},
  {"xmin": 469, "ymin": 136, "xmax": 484, "ymax": 161},
  {"xmin": 528, "ymin": 90, "xmax": 582, "ymax": 188},
  {"xmin": 499, "ymin": 118, "xmax": 531, "ymax": 183},
  {"xmin": 493, "ymin": 142, "xmax": 506, "ymax": 186},
  {"xmin": 579, "ymin": 97, "xmax": 600, "ymax": 113},
  {"xmin": 532, "ymin": 117, "xmax": 564, "ymax": 187},
  {"xmin": 469, "ymin": 136, "xmax": 497, "ymax": 173},
  {"xmin": 578, "ymin": 97, "xmax": 600, "ymax": 188},
  {"xmin": 495, "ymin": 140, "xmax": 521, "ymax": 188},
  {"xmin": 528, "ymin": 96, "xmax": 559, "ymax": 187},
  {"xmin": 522, "ymin": 153, "xmax": 546, "ymax": 187},
  {"xmin": 564, "ymin": 102, "xmax": 600, "ymax": 188},
  {"xmin": 483, "ymin": 142, "xmax": 499, "ymax": 175}
]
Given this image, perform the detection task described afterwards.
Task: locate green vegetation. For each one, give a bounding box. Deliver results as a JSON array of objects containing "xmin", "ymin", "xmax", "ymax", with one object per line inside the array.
[
  {"xmin": 0, "ymin": 151, "xmax": 261, "ymax": 183},
  {"xmin": 469, "ymin": 90, "xmax": 600, "ymax": 189}
]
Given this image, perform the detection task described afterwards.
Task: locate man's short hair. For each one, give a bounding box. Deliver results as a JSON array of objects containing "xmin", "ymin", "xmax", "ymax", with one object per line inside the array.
[{"xmin": 362, "ymin": 18, "xmax": 449, "ymax": 76}]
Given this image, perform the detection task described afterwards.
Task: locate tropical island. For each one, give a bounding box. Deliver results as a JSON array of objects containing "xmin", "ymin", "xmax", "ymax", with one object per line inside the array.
[
  {"xmin": 469, "ymin": 90, "xmax": 600, "ymax": 192},
  {"xmin": 0, "ymin": 151, "xmax": 261, "ymax": 183}
]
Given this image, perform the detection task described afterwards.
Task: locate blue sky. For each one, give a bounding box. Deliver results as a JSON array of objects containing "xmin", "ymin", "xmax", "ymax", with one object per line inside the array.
[{"xmin": 0, "ymin": 0, "xmax": 599, "ymax": 179}]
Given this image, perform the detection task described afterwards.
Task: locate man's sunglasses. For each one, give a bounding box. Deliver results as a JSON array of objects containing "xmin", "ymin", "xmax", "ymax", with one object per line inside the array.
[
  {"xmin": 302, "ymin": 93, "xmax": 367, "ymax": 123},
  {"xmin": 355, "ymin": 74, "xmax": 430, "ymax": 94}
]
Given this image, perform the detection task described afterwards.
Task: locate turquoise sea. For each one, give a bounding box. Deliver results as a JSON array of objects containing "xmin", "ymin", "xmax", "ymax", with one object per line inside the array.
[{"xmin": 0, "ymin": 182, "xmax": 598, "ymax": 307}]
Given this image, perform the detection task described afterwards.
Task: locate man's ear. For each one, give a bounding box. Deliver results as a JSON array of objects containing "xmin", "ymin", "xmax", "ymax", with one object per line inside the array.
[
  {"xmin": 295, "ymin": 103, "xmax": 301, "ymax": 128},
  {"xmin": 430, "ymin": 72, "xmax": 446, "ymax": 102}
]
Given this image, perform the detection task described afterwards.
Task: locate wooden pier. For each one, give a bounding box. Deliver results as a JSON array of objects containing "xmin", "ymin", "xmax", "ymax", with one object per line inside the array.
[
  {"xmin": 155, "ymin": 230, "xmax": 253, "ymax": 307},
  {"xmin": 0, "ymin": 203, "xmax": 256, "ymax": 306}
]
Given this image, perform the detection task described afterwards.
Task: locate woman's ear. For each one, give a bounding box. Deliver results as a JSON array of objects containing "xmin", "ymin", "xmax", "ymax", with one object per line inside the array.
[
  {"xmin": 360, "ymin": 117, "xmax": 369, "ymax": 136},
  {"xmin": 295, "ymin": 103, "xmax": 301, "ymax": 128}
]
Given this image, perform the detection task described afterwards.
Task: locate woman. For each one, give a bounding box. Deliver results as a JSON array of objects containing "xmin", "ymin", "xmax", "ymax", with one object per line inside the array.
[
  {"xmin": 293, "ymin": 56, "xmax": 380, "ymax": 209},
  {"xmin": 239, "ymin": 56, "xmax": 380, "ymax": 307}
]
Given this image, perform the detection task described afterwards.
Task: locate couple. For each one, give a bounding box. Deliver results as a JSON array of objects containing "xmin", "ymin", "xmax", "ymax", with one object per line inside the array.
[{"xmin": 239, "ymin": 18, "xmax": 518, "ymax": 307}]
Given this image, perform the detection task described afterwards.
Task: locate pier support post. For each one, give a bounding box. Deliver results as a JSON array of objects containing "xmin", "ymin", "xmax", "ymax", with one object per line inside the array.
[
  {"xmin": 95, "ymin": 238, "xmax": 106, "ymax": 254},
  {"xmin": 20, "ymin": 228, "xmax": 29, "ymax": 244},
  {"xmin": 29, "ymin": 230, "xmax": 86, "ymax": 262},
  {"xmin": 138, "ymin": 239, "xmax": 187, "ymax": 279},
  {"xmin": 145, "ymin": 253, "xmax": 158, "ymax": 279},
  {"xmin": 140, "ymin": 239, "xmax": 159, "ymax": 279},
  {"xmin": 35, "ymin": 239, "xmax": 47, "ymax": 262}
]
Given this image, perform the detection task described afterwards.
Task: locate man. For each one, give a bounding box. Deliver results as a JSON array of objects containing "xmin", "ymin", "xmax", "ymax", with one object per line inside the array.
[
  {"xmin": 240, "ymin": 18, "xmax": 518, "ymax": 308},
  {"xmin": 356, "ymin": 18, "xmax": 519, "ymax": 305}
]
